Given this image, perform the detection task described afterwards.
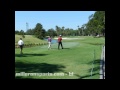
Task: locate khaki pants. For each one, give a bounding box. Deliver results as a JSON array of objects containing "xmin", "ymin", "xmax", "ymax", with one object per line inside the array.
[{"xmin": 48, "ymin": 42, "xmax": 51, "ymax": 49}]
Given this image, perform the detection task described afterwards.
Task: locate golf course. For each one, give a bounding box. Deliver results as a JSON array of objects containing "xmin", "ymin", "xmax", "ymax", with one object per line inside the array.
[{"xmin": 15, "ymin": 35, "xmax": 105, "ymax": 79}]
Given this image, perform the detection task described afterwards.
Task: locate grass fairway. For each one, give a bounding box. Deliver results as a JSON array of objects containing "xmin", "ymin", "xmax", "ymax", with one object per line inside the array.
[{"xmin": 15, "ymin": 36, "xmax": 105, "ymax": 79}]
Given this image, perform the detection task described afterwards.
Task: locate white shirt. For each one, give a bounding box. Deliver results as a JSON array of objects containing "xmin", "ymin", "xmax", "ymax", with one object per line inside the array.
[{"xmin": 18, "ymin": 40, "xmax": 24, "ymax": 45}]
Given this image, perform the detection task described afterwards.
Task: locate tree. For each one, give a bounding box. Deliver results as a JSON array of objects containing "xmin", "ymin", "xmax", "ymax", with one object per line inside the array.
[
  {"xmin": 15, "ymin": 30, "xmax": 20, "ymax": 34},
  {"xmin": 85, "ymin": 11, "xmax": 105, "ymax": 36},
  {"xmin": 26, "ymin": 29, "xmax": 34, "ymax": 35},
  {"xmin": 77, "ymin": 26, "xmax": 80, "ymax": 36},
  {"xmin": 47, "ymin": 28, "xmax": 56, "ymax": 37},
  {"xmin": 19, "ymin": 30, "xmax": 25, "ymax": 38},
  {"xmin": 89, "ymin": 14, "xmax": 93, "ymax": 20},
  {"xmin": 62, "ymin": 26, "xmax": 65, "ymax": 35},
  {"xmin": 56, "ymin": 25, "xmax": 59, "ymax": 36},
  {"xmin": 41, "ymin": 29, "xmax": 46, "ymax": 39},
  {"xmin": 34, "ymin": 23, "xmax": 44, "ymax": 39},
  {"xmin": 81, "ymin": 24, "xmax": 86, "ymax": 36}
]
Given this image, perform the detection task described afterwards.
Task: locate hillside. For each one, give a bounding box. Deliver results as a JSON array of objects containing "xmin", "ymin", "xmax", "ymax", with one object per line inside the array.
[{"xmin": 15, "ymin": 35, "xmax": 47, "ymax": 45}]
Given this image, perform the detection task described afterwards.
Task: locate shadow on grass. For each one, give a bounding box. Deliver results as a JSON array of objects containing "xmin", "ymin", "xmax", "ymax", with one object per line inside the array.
[
  {"xmin": 87, "ymin": 59, "xmax": 101, "ymax": 65},
  {"xmin": 73, "ymin": 59, "xmax": 100, "ymax": 79},
  {"xmin": 15, "ymin": 76, "xmax": 34, "ymax": 79},
  {"xmin": 63, "ymin": 70, "xmax": 99, "ymax": 79},
  {"xmin": 88, "ymin": 66, "xmax": 100, "ymax": 73},
  {"xmin": 78, "ymin": 73, "xmax": 99, "ymax": 79},
  {"xmin": 86, "ymin": 42, "xmax": 104, "ymax": 45},
  {"xmin": 15, "ymin": 62, "xmax": 65, "ymax": 79},
  {"xmin": 87, "ymin": 59, "xmax": 100, "ymax": 73},
  {"xmin": 15, "ymin": 53, "xmax": 48, "ymax": 57},
  {"xmin": 50, "ymin": 48, "xmax": 70, "ymax": 50},
  {"xmin": 63, "ymin": 48, "xmax": 70, "ymax": 49}
]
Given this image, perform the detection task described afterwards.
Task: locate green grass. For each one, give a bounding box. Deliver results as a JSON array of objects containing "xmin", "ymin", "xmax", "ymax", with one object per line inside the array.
[
  {"xmin": 15, "ymin": 36, "xmax": 105, "ymax": 79},
  {"xmin": 15, "ymin": 35, "xmax": 47, "ymax": 45}
]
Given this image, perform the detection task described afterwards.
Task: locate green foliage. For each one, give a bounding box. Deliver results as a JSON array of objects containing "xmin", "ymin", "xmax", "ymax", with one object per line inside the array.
[
  {"xmin": 22, "ymin": 34, "xmax": 25, "ymax": 38},
  {"xmin": 15, "ymin": 30, "xmax": 20, "ymax": 34},
  {"xmin": 47, "ymin": 28, "xmax": 57, "ymax": 37},
  {"xmin": 26, "ymin": 29, "xmax": 35, "ymax": 35},
  {"xmin": 34, "ymin": 23, "xmax": 46, "ymax": 39},
  {"xmin": 86, "ymin": 11, "xmax": 105, "ymax": 36}
]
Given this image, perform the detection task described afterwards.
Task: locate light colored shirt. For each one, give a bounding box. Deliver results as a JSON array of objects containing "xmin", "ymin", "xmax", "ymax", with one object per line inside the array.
[{"xmin": 18, "ymin": 40, "xmax": 24, "ymax": 45}]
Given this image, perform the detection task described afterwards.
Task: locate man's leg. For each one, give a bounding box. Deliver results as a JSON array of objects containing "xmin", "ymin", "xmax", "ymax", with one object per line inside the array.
[
  {"xmin": 48, "ymin": 42, "xmax": 51, "ymax": 49},
  {"xmin": 60, "ymin": 42, "xmax": 63, "ymax": 49},
  {"xmin": 21, "ymin": 45, "xmax": 23, "ymax": 54},
  {"xmin": 50, "ymin": 42, "xmax": 51, "ymax": 49},
  {"xmin": 19, "ymin": 45, "xmax": 21, "ymax": 54},
  {"xmin": 20, "ymin": 46, "xmax": 22, "ymax": 54},
  {"xmin": 48, "ymin": 42, "xmax": 50, "ymax": 49},
  {"xmin": 58, "ymin": 42, "xmax": 60, "ymax": 49}
]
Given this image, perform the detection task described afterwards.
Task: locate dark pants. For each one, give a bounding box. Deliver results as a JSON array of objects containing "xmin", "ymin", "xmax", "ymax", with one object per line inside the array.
[
  {"xmin": 58, "ymin": 42, "xmax": 63, "ymax": 49},
  {"xmin": 19, "ymin": 45, "xmax": 23, "ymax": 53}
]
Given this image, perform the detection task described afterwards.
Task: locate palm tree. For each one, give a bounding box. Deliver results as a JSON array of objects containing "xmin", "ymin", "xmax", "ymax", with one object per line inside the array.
[
  {"xmin": 81, "ymin": 24, "xmax": 86, "ymax": 36},
  {"xmin": 56, "ymin": 25, "xmax": 59, "ymax": 36},
  {"xmin": 77, "ymin": 26, "xmax": 80, "ymax": 36},
  {"xmin": 62, "ymin": 26, "xmax": 65, "ymax": 36}
]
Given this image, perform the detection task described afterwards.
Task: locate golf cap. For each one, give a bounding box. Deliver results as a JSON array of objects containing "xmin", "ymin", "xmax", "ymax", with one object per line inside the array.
[{"xmin": 59, "ymin": 35, "xmax": 62, "ymax": 36}]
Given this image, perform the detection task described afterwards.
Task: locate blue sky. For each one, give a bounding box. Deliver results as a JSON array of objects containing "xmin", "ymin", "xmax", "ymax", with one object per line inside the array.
[{"xmin": 15, "ymin": 11, "xmax": 95, "ymax": 31}]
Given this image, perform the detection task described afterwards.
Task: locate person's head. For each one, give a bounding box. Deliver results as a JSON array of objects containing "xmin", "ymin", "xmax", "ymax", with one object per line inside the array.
[
  {"xmin": 20, "ymin": 38, "xmax": 22, "ymax": 40},
  {"xmin": 59, "ymin": 35, "xmax": 62, "ymax": 37}
]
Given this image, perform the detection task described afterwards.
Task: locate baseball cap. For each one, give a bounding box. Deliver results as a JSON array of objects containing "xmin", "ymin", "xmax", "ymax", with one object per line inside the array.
[{"xmin": 59, "ymin": 35, "xmax": 62, "ymax": 36}]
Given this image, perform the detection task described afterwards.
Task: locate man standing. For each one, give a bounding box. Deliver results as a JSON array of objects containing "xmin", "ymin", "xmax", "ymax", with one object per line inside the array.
[
  {"xmin": 48, "ymin": 36, "xmax": 52, "ymax": 49},
  {"xmin": 18, "ymin": 38, "xmax": 24, "ymax": 54},
  {"xmin": 58, "ymin": 35, "xmax": 63, "ymax": 49}
]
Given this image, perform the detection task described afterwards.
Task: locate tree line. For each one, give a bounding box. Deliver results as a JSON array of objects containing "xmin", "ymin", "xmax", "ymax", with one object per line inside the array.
[{"xmin": 15, "ymin": 11, "xmax": 105, "ymax": 39}]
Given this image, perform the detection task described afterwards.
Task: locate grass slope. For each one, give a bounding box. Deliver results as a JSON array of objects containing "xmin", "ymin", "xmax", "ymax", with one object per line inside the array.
[{"xmin": 15, "ymin": 35, "xmax": 47, "ymax": 45}]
